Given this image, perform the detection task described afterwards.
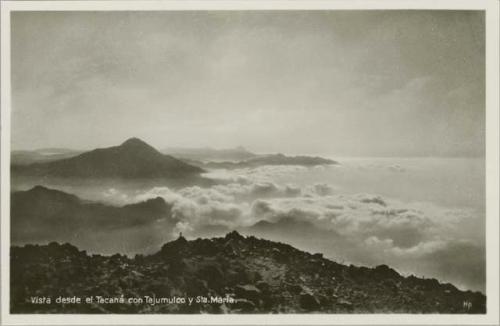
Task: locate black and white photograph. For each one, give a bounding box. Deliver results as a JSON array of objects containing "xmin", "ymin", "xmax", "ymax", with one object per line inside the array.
[{"xmin": 1, "ymin": 1, "xmax": 499, "ymax": 325}]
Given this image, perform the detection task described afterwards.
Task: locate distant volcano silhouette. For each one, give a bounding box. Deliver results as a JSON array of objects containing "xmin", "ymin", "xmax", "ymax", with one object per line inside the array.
[{"xmin": 12, "ymin": 137, "xmax": 204, "ymax": 179}]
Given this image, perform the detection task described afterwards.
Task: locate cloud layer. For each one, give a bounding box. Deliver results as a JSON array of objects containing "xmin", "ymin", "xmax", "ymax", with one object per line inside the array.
[{"xmin": 97, "ymin": 165, "xmax": 484, "ymax": 291}]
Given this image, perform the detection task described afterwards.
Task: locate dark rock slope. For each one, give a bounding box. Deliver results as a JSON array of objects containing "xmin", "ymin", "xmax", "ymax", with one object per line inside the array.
[{"xmin": 11, "ymin": 232, "xmax": 485, "ymax": 314}]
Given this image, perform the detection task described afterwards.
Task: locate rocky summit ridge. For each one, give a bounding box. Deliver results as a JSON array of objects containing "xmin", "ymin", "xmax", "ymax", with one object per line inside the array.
[{"xmin": 11, "ymin": 231, "xmax": 485, "ymax": 314}]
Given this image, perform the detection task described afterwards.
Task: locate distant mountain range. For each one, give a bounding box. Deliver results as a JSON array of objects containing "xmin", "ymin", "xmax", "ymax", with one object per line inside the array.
[
  {"xmin": 191, "ymin": 153, "xmax": 337, "ymax": 169},
  {"xmin": 163, "ymin": 146, "xmax": 257, "ymax": 162},
  {"xmin": 11, "ymin": 139, "xmax": 338, "ymax": 179},
  {"xmin": 11, "ymin": 185, "xmax": 175, "ymax": 243},
  {"xmin": 11, "ymin": 231, "xmax": 486, "ymax": 314},
  {"xmin": 11, "ymin": 148, "xmax": 84, "ymax": 165},
  {"xmin": 11, "ymin": 138, "xmax": 204, "ymax": 179}
]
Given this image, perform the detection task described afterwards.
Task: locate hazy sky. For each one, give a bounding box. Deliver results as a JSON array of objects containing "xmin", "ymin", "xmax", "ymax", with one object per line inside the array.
[{"xmin": 11, "ymin": 11, "xmax": 485, "ymax": 156}]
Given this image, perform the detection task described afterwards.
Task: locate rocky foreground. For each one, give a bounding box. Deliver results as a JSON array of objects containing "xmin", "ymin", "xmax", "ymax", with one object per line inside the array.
[{"xmin": 11, "ymin": 232, "xmax": 485, "ymax": 314}]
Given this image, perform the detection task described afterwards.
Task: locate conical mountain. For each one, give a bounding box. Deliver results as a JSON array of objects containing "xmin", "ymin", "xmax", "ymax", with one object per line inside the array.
[{"xmin": 12, "ymin": 138, "xmax": 204, "ymax": 178}]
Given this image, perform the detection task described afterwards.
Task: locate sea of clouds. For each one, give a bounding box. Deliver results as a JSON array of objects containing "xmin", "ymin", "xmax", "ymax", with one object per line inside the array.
[{"xmin": 99, "ymin": 164, "xmax": 485, "ymax": 292}]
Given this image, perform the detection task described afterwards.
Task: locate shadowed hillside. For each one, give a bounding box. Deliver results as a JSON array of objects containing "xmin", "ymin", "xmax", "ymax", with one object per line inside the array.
[{"xmin": 11, "ymin": 185, "xmax": 176, "ymax": 244}]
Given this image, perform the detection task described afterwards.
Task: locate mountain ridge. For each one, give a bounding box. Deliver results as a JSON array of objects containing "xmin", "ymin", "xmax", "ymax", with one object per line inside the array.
[
  {"xmin": 12, "ymin": 141, "xmax": 338, "ymax": 169},
  {"xmin": 11, "ymin": 185, "xmax": 176, "ymax": 244},
  {"xmin": 11, "ymin": 231, "xmax": 486, "ymax": 314},
  {"xmin": 163, "ymin": 146, "xmax": 257, "ymax": 162},
  {"xmin": 188, "ymin": 153, "xmax": 338, "ymax": 169}
]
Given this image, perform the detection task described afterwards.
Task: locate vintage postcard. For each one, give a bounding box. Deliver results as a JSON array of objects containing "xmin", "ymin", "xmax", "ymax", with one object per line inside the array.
[{"xmin": 1, "ymin": 0, "xmax": 499, "ymax": 325}]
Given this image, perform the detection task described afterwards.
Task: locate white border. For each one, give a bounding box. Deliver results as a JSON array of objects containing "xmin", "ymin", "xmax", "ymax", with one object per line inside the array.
[{"xmin": 1, "ymin": 1, "xmax": 499, "ymax": 325}]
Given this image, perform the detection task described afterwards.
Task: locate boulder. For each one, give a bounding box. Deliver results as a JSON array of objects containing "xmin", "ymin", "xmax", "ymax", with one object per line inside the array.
[
  {"xmin": 197, "ymin": 264, "xmax": 224, "ymax": 289},
  {"xmin": 337, "ymin": 299, "xmax": 353, "ymax": 311},
  {"xmin": 373, "ymin": 264, "xmax": 399, "ymax": 279},
  {"xmin": 235, "ymin": 284, "xmax": 261, "ymax": 303},
  {"xmin": 288, "ymin": 283, "xmax": 303, "ymax": 295},
  {"xmin": 233, "ymin": 298, "xmax": 256, "ymax": 312},
  {"xmin": 256, "ymin": 281, "xmax": 270, "ymax": 292},
  {"xmin": 299, "ymin": 292, "xmax": 320, "ymax": 311},
  {"xmin": 225, "ymin": 231, "xmax": 245, "ymax": 241}
]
